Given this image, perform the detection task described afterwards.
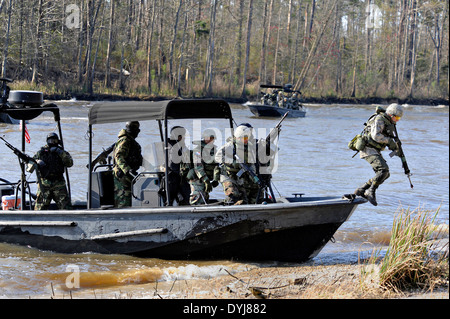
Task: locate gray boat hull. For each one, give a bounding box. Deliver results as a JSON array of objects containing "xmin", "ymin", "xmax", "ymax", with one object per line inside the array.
[
  {"xmin": 247, "ymin": 104, "xmax": 306, "ymax": 118},
  {"xmin": 0, "ymin": 196, "xmax": 365, "ymax": 262}
]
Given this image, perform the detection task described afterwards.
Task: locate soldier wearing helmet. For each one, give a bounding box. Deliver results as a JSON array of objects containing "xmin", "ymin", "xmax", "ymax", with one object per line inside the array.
[
  {"xmin": 166, "ymin": 126, "xmax": 191, "ymax": 205},
  {"xmin": 112, "ymin": 121, "xmax": 143, "ymax": 208},
  {"xmin": 187, "ymin": 129, "xmax": 220, "ymax": 205},
  {"xmin": 28, "ymin": 132, "xmax": 73, "ymax": 210},
  {"xmin": 215, "ymin": 124, "xmax": 259, "ymax": 205},
  {"xmin": 354, "ymin": 103, "xmax": 404, "ymax": 206}
]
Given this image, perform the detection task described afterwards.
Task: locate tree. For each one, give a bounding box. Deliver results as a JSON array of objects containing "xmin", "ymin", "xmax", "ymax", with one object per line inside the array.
[{"xmin": 241, "ymin": 0, "xmax": 254, "ymax": 98}]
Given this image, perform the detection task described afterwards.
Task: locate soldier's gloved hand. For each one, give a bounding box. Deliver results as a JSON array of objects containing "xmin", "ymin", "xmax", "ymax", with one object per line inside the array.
[
  {"xmin": 204, "ymin": 179, "xmax": 212, "ymax": 193},
  {"xmin": 211, "ymin": 180, "xmax": 219, "ymax": 188},
  {"xmin": 50, "ymin": 146, "xmax": 63, "ymax": 155},
  {"xmin": 388, "ymin": 138, "xmax": 398, "ymax": 151}
]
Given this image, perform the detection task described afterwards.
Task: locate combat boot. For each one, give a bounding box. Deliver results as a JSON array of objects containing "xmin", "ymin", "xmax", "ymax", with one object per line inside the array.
[
  {"xmin": 364, "ymin": 185, "xmax": 378, "ymax": 206},
  {"xmin": 354, "ymin": 183, "xmax": 371, "ymax": 197}
]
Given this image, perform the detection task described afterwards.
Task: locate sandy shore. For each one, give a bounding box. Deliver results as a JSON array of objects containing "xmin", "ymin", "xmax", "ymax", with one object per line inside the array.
[
  {"xmin": 145, "ymin": 263, "xmax": 448, "ymax": 300},
  {"xmin": 58, "ymin": 261, "xmax": 447, "ymax": 300}
]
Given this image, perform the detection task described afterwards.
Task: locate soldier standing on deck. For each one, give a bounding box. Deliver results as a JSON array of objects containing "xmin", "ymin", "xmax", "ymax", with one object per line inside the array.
[
  {"xmin": 28, "ymin": 133, "xmax": 73, "ymax": 210},
  {"xmin": 113, "ymin": 121, "xmax": 143, "ymax": 208},
  {"xmin": 167, "ymin": 126, "xmax": 191, "ymax": 206},
  {"xmin": 188, "ymin": 129, "xmax": 220, "ymax": 205}
]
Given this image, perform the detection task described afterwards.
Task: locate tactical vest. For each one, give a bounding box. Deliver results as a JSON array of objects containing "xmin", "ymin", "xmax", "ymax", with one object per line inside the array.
[
  {"xmin": 114, "ymin": 135, "xmax": 143, "ymax": 171},
  {"xmin": 39, "ymin": 147, "xmax": 65, "ymax": 180},
  {"xmin": 363, "ymin": 108, "xmax": 395, "ymax": 150},
  {"xmin": 224, "ymin": 142, "xmax": 253, "ymax": 177},
  {"xmin": 194, "ymin": 141, "xmax": 217, "ymax": 179}
]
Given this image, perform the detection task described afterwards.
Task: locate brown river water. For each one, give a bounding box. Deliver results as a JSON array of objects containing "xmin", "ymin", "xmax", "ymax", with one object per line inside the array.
[{"xmin": 0, "ymin": 101, "xmax": 448, "ymax": 298}]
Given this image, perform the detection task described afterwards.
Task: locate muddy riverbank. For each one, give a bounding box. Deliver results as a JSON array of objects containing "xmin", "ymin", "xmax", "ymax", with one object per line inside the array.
[{"xmin": 43, "ymin": 92, "xmax": 448, "ymax": 107}]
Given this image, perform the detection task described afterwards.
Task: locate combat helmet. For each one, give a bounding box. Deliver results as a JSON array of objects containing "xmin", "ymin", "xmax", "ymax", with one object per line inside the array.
[
  {"xmin": 46, "ymin": 132, "xmax": 59, "ymax": 146},
  {"xmin": 170, "ymin": 126, "xmax": 186, "ymax": 141},
  {"xmin": 234, "ymin": 124, "xmax": 253, "ymax": 144},
  {"xmin": 385, "ymin": 103, "xmax": 404, "ymax": 118},
  {"xmin": 202, "ymin": 128, "xmax": 216, "ymax": 141},
  {"xmin": 126, "ymin": 121, "xmax": 140, "ymax": 137}
]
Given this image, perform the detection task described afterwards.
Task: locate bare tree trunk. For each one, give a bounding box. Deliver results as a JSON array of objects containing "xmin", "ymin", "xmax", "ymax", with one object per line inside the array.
[
  {"xmin": 90, "ymin": 2, "xmax": 106, "ymax": 94},
  {"xmin": 408, "ymin": 0, "xmax": 418, "ymax": 97},
  {"xmin": 364, "ymin": 0, "xmax": 372, "ymax": 77},
  {"xmin": 146, "ymin": 0, "xmax": 157, "ymax": 91},
  {"xmin": 294, "ymin": 1, "xmax": 335, "ymax": 92},
  {"xmin": 204, "ymin": 0, "xmax": 217, "ymax": 96},
  {"xmin": 241, "ymin": 0, "xmax": 254, "ymax": 98},
  {"xmin": 119, "ymin": 43, "xmax": 125, "ymax": 92},
  {"xmin": 234, "ymin": 0, "xmax": 244, "ymax": 85},
  {"xmin": 286, "ymin": 0, "xmax": 293, "ymax": 83},
  {"xmin": 334, "ymin": 1, "xmax": 342, "ymax": 94},
  {"xmin": 77, "ymin": 0, "xmax": 85, "ymax": 84},
  {"xmin": 31, "ymin": 0, "xmax": 43, "ymax": 84},
  {"xmin": 290, "ymin": 1, "xmax": 302, "ymax": 86},
  {"xmin": 258, "ymin": 0, "xmax": 269, "ymax": 84},
  {"xmin": 105, "ymin": 0, "xmax": 115, "ymax": 88},
  {"xmin": 272, "ymin": 8, "xmax": 282, "ymax": 84},
  {"xmin": 1, "ymin": 0, "xmax": 12, "ymax": 78},
  {"xmin": 177, "ymin": 9, "xmax": 188, "ymax": 97},
  {"xmin": 84, "ymin": 0, "xmax": 102, "ymax": 94},
  {"xmin": 169, "ymin": 0, "xmax": 183, "ymax": 89},
  {"xmin": 265, "ymin": 0, "xmax": 274, "ymax": 82},
  {"xmin": 135, "ymin": 0, "xmax": 144, "ymax": 50},
  {"xmin": 156, "ymin": 0, "xmax": 164, "ymax": 91},
  {"xmin": 395, "ymin": 0, "xmax": 407, "ymax": 90}
]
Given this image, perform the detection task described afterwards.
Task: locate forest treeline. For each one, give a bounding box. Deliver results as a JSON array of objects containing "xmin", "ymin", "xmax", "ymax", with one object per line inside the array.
[{"xmin": 0, "ymin": 0, "xmax": 448, "ymax": 101}]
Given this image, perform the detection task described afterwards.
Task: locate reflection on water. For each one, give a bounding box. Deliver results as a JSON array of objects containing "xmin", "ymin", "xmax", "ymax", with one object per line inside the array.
[{"xmin": 0, "ymin": 101, "xmax": 448, "ymax": 297}]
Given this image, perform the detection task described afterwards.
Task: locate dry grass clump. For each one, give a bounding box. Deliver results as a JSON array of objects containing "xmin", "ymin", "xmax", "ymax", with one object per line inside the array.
[{"xmin": 363, "ymin": 206, "xmax": 449, "ymax": 293}]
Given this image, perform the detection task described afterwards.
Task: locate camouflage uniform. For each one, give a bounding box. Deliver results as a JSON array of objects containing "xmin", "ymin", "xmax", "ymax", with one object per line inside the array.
[
  {"xmin": 31, "ymin": 144, "xmax": 73, "ymax": 210},
  {"xmin": 215, "ymin": 136, "xmax": 259, "ymax": 205},
  {"xmin": 167, "ymin": 137, "xmax": 191, "ymax": 206},
  {"xmin": 355, "ymin": 104, "xmax": 403, "ymax": 205},
  {"xmin": 113, "ymin": 126, "xmax": 143, "ymax": 208},
  {"xmin": 188, "ymin": 139, "xmax": 220, "ymax": 205}
]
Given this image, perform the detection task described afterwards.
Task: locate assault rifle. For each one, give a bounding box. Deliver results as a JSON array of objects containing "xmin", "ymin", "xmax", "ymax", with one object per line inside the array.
[
  {"xmin": 88, "ymin": 142, "xmax": 115, "ymax": 169},
  {"xmin": 1, "ymin": 136, "xmax": 36, "ymax": 165},
  {"xmin": 1, "ymin": 136, "xmax": 44, "ymax": 201},
  {"xmin": 389, "ymin": 125, "xmax": 413, "ymax": 189},
  {"xmin": 264, "ymin": 111, "xmax": 289, "ymax": 144},
  {"xmin": 234, "ymin": 153, "xmax": 262, "ymax": 187}
]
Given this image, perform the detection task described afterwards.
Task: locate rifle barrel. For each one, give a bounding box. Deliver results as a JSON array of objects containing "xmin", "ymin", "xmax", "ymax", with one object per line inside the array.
[{"xmin": 392, "ymin": 125, "xmax": 413, "ymax": 188}]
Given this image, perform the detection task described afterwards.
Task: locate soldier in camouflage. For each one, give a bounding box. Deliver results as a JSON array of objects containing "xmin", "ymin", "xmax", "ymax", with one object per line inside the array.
[
  {"xmin": 215, "ymin": 124, "xmax": 259, "ymax": 205},
  {"xmin": 187, "ymin": 129, "xmax": 220, "ymax": 205},
  {"xmin": 28, "ymin": 133, "xmax": 73, "ymax": 210},
  {"xmin": 167, "ymin": 126, "xmax": 191, "ymax": 206},
  {"xmin": 113, "ymin": 121, "xmax": 143, "ymax": 208},
  {"xmin": 354, "ymin": 104, "xmax": 404, "ymax": 206}
]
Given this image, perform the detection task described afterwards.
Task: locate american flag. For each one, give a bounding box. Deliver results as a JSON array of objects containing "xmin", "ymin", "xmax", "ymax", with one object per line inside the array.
[{"xmin": 20, "ymin": 122, "xmax": 31, "ymax": 144}]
